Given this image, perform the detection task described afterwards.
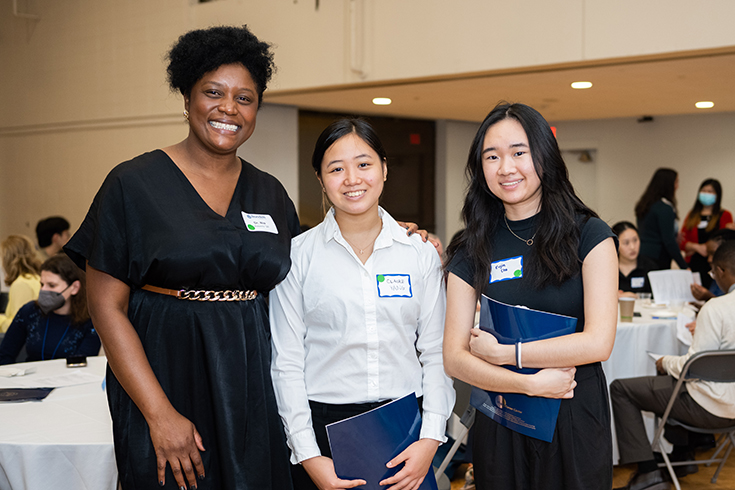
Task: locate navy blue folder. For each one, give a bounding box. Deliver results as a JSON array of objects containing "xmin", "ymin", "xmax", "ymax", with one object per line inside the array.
[
  {"xmin": 326, "ymin": 393, "xmax": 438, "ymax": 490},
  {"xmin": 470, "ymin": 295, "xmax": 577, "ymax": 442},
  {"xmin": 0, "ymin": 387, "xmax": 54, "ymax": 402}
]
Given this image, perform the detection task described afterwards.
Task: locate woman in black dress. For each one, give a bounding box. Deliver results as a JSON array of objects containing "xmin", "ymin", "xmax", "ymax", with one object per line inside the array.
[
  {"xmin": 65, "ymin": 26, "xmax": 298, "ymax": 490},
  {"xmin": 443, "ymin": 103, "xmax": 618, "ymax": 489},
  {"xmin": 635, "ymin": 168, "xmax": 688, "ymax": 270}
]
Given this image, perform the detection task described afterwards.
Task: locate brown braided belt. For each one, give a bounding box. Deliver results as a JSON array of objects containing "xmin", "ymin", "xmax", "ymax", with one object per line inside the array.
[{"xmin": 141, "ymin": 284, "xmax": 257, "ymax": 301}]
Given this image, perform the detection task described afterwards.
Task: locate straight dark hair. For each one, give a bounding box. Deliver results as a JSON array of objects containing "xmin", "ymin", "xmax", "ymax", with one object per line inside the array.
[
  {"xmin": 634, "ymin": 168, "xmax": 678, "ymax": 220},
  {"xmin": 683, "ymin": 178, "xmax": 723, "ymax": 232},
  {"xmin": 444, "ymin": 102, "xmax": 597, "ymax": 293},
  {"xmin": 311, "ymin": 118, "xmax": 387, "ymax": 176}
]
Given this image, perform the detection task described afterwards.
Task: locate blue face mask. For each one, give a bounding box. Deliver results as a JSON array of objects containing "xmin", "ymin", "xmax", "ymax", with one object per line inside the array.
[{"xmin": 698, "ymin": 192, "xmax": 717, "ymax": 207}]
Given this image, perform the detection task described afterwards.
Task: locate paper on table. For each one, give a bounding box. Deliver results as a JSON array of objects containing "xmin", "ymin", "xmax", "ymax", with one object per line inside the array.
[
  {"xmin": 676, "ymin": 312, "xmax": 695, "ymax": 346},
  {"xmin": 647, "ymin": 351, "xmax": 666, "ymax": 362},
  {"xmin": 691, "ymin": 272, "xmax": 702, "ymax": 286},
  {"xmin": 1, "ymin": 370, "xmax": 102, "ymax": 389},
  {"xmin": 647, "ymin": 270, "xmax": 697, "ymax": 304}
]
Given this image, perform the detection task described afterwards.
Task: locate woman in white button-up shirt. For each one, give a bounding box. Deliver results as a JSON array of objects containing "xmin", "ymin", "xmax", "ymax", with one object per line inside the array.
[{"xmin": 270, "ymin": 118, "xmax": 455, "ymax": 490}]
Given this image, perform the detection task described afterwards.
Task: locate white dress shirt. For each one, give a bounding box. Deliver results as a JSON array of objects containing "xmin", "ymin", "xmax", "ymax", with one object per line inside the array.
[
  {"xmin": 270, "ymin": 207, "xmax": 455, "ymax": 464},
  {"xmin": 662, "ymin": 283, "xmax": 735, "ymax": 419}
]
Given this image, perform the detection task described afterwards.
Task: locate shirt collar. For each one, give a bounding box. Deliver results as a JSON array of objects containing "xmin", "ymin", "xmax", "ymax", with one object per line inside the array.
[
  {"xmin": 321, "ymin": 207, "xmax": 411, "ymax": 248},
  {"xmin": 728, "ymin": 283, "xmax": 735, "ymax": 294}
]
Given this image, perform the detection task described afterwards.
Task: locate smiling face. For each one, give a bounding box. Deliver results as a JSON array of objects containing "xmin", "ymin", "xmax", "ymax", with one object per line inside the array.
[
  {"xmin": 184, "ymin": 63, "xmax": 259, "ymax": 156},
  {"xmin": 617, "ymin": 228, "xmax": 640, "ymax": 262},
  {"xmin": 481, "ymin": 118, "xmax": 542, "ymax": 219},
  {"xmin": 318, "ymin": 132, "xmax": 387, "ymax": 220}
]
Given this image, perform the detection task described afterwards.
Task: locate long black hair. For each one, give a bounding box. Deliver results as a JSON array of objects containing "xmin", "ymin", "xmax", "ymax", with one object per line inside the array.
[
  {"xmin": 683, "ymin": 178, "xmax": 723, "ymax": 232},
  {"xmin": 311, "ymin": 118, "xmax": 387, "ymax": 176},
  {"xmin": 634, "ymin": 168, "xmax": 678, "ymax": 220},
  {"xmin": 444, "ymin": 102, "xmax": 597, "ymax": 293}
]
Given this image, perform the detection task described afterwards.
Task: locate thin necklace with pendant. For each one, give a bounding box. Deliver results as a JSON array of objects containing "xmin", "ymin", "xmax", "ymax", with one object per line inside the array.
[
  {"xmin": 504, "ymin": 214, "xmax": 536, "ymax": 246},
  {"xmin": 343, "ymin": 220, "xmax": 382, "ymax": 255}
]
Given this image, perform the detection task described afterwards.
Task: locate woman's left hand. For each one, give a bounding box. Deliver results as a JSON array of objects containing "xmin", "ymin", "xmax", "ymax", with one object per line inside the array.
[
  {"xmin": 469, "ymin": 328, "xmax": 509, "ymax": 366},
  {"xmin": 379, "ymin": 438, "xmax": 440, "ymax": 490}
]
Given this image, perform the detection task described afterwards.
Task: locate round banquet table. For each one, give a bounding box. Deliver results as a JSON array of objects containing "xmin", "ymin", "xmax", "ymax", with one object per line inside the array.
[
  {"xmin": 602, "ymin": 301, "xmax": 690, "ymax": 464},
  {"xmin": 0, "ymin": 356, "xmax": 116, "ymax": 490}
]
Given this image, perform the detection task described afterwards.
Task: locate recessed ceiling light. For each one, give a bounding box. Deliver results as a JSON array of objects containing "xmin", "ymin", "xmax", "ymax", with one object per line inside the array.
[
  {"xmin": 372, "ymin": 97, "xmax": 392, "ymax": 106},
  {"xmin": 695, "ymin": 101, "xmax": 714, "ymax": 109},
  {"xmin": 571, "ymin": 81, "xmax": 593, "ymax": 89}
]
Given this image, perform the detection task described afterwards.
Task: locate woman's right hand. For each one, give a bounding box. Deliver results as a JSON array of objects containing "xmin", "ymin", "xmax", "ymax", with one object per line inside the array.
[
  {"xmin": 150, "ymin": 409, "xmax": 206, "ymax": 489},
  {"xmin": 527, "ymin": 367, "xmax": 577, "ymax": 399},
  {"xmin": 301, "ymin": 455, "xmax": 366, "ymax": 490}
]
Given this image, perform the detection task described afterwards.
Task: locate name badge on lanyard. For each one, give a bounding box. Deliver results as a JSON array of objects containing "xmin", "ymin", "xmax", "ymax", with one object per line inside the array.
[
  {"xmin": 490, "ymin": 256, "xmax": 523, "ymax": 283},
  {"xmin": 631, "ymin": 277, "xmax": 645, "ymax": 289},
  {"xmin": 377, "ymin": 274, "xmax": 412, "ymax": 298}
]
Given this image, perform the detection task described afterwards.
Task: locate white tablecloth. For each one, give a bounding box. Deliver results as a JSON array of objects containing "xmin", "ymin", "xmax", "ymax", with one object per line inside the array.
[
  {"xmin": 602, "ymin": 303, "xmax": 689, "ymax": 464},
  {"xmin": 0, "ymin": 357, "xmax": 116, "ymax": 490}
]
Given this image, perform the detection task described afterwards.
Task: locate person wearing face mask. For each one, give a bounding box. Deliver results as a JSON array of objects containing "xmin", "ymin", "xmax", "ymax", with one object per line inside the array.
[
  {"xmin": 612, "ymin": 222, "xmax": 657, "ymax": 298},
  {"xmin": 680, "ymin": 179, "xmax": 733, "ymax": 289},
  {"xmin": 0, "ymin": 254, "xmax": 99, "ymax": 365}
]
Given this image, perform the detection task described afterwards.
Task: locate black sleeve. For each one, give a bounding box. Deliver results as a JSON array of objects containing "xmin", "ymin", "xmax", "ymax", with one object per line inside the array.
[
  {"xmin": 446, "ymin": 245, "xmax": 476, "ymax": 288},
  {"xmin": 655, "ymin": 205, "xmax": 688, "ymax": 269},
  {"xmin": 0, "ymin": 304, "xmax": 30, "ymax": 365},
  {"xmin": 74, "ymin": 321, "xmax": 102, "ymax": 357},
  {"xmin": 578, "ymin": 217, "xmax": 617, "ymax": 262},
  {"xmin": 64, "ymin": 166, "xmax": 132, "ymax": 284}
]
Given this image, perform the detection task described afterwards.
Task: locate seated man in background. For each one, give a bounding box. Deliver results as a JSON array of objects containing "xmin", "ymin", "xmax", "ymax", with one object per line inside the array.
[
  {"xmin": 691, "ymin": 229, "xmax": 735, "ymax": 302},
  {"xmin": 35, "ymin": 216, "xmax": 70, "ymax": 260},
  {"xmin": 610, "ymin": 239, "xmax": 735, "ymax": 490}
]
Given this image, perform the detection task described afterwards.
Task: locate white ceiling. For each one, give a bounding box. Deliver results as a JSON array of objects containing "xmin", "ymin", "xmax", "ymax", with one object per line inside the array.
[{"xmin": 263, "ymin": 48, "xmax": 735, "ymax": 123}]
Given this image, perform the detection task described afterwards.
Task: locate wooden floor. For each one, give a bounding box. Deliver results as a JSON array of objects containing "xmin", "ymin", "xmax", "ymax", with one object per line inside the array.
[{"xmin": 449, "ymin": 447, "xmax": 735, "ymax": 489}]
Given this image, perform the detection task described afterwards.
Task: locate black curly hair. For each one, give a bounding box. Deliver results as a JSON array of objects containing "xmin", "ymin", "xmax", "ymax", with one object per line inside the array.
[{"xmin": 166, "ymin": 25, "xmax": 275, "ymax": 106}]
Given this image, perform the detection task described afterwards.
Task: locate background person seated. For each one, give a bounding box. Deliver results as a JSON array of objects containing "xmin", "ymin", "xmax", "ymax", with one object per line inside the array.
[
  {"xmin": 0, "ymin": 254, "xmax": 99, "ymax": 364},
  {"xmin": 0, "ymin": 235, "xmax": 41, "ymax": 333},
  {"xmin": 609, "ymin": 240, "xmax": 735, "ymax": 490},
  {"xmin": 612, "ymin": 221, "xmax": 657, "ymax": 298},
  {"xmin": 690, "ymin": 229, "xmax": 735, "ymax": 302},
  {"xmin": 35, "ymin": 216, "xmax": 71, "ymax": 260}
]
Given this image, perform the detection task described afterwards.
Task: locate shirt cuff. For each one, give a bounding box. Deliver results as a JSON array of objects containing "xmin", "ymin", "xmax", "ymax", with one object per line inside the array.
[
  {"xmin": 419, "ymin": 410, "xmax": 448, "ymax": 443},
  {"xmin": 288, "ymin": 427, "xmax": 322, "ymax": 464}
]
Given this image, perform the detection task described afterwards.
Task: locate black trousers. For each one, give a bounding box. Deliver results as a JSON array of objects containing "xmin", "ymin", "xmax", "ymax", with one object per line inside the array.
[{"xmin": 291, "ymin": 400, "xmax": 391, "ymax": 490}]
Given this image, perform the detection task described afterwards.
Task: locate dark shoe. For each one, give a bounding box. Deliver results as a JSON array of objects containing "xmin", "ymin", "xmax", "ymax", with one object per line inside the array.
[
  {"xmin": 655, "ymin": 450, "xmax": 699, "ymax": 478},
  {"xmin": 613, "ymin": 469, "xmax": 671, "ymax": 490}
]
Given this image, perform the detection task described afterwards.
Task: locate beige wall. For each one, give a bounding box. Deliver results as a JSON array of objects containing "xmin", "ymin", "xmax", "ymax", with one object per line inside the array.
[{"xmin": 2, "ymin": 0, "xmax": 735, "ymax": 240}]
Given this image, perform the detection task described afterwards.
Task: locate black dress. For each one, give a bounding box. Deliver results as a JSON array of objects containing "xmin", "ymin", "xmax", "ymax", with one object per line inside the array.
[
  {"xmin": 65, "ymin": 150, "xmax": 299, "ymax": 490},
  {"xmin": 447, "ymin": 215, "xmax": 615, "ymax": 490}
]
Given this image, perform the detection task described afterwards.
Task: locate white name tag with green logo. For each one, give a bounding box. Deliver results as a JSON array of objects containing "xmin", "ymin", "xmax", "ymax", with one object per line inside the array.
[
  {"xmin": 490, "ymin": 256, "xmax": 523, "ymax": 283},
  {"xmin": 376, "ymin": 274, "xmax": 412, "ymax": 297},
  {"xmin": 241, "ymin": 212, "xmax": 278, "ymax": 234}
]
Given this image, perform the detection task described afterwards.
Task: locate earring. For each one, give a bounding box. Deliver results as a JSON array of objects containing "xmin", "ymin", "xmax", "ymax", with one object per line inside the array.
[{"xmin": 183, "ymin": 110, "xmax": 189, "ymax": 121}]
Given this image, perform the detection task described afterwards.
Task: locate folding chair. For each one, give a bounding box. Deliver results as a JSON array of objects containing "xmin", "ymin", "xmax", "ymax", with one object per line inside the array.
[
  {"xmin": 651, "ymin": 349, "xmax": 735, "ymax": 490},
  {"xmin": 434, "ymin": 379, "xmax": 475, "ymax": 489}
]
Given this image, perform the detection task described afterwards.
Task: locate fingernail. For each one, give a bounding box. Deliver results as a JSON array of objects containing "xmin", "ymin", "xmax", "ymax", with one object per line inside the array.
[
  {"xmin": 180, "ymin": 486, "xmax": 186, "ymax": 490},
  {"xmin": 189, "ymin": 485, "xmax": 197, "ymax": 490},
  {"xmin": 159, "ymin": 481, "xmax": 164, "ymax": 487},
  {"xmin": 198, "ymin": 474, "xmax": 205, "ymax": 481}
]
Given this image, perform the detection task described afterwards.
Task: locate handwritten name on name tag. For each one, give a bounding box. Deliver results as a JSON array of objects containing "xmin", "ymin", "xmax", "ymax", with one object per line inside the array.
[
  {"xmin": 241, "ymin": 212, "xmax": 279, "ymax": 234},
  {"xmin": 376, "ymin": 274, "xmax": 412, "ymax": 298},
  {"xmin": 490, "ymin": 256, "xmax": 523, "ymax": 283}
]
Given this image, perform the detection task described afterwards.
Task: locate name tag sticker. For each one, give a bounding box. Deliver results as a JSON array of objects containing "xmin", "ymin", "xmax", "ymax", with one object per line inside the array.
[
  {"xmin": 376, "ymin": 274, "xmax": 412, "ymax": 298},
  {"xmin": 631, "ymin": 277, "xmax": 645, "ymax": 289},
  {"xmin": 241, "ymin": 212, "xmax": 278, "ymax": 234},
  {"xmin": 490, "ymin": 256, "xmax": 523, "ymax": 283}
]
